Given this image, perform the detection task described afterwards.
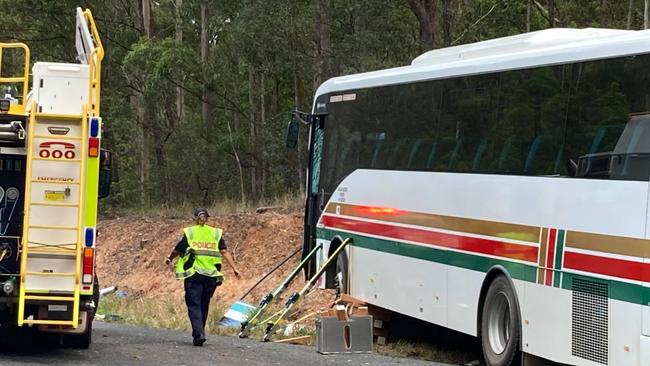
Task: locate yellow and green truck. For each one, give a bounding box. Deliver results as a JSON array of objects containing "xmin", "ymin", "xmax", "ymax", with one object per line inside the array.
[{"xmin": 0, "ymin": 7, "xmax": 112, "ymax": 348}]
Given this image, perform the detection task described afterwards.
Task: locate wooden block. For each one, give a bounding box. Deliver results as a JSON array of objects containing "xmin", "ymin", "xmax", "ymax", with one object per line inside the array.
[
  {"xmin": 373, "ymin": 327, "xmax": 389, "ymax": 337},
  {"xmin": 339, "ymin": 293, "xmax": 367, "ymax": 306},
  {"xmin": 352, "ymin": 306, "xmax": 368, "ymax": 316},
  {"xmin": 335, "ymin": 305, "xmax": 348, "ymax": 321},
  {"xmin": 317, "ymin": 307, "xmax": 336, "ymax": 317},
  {"xmin": 273, "ymin": 335, "xmax": 312, "ymax": 345}
]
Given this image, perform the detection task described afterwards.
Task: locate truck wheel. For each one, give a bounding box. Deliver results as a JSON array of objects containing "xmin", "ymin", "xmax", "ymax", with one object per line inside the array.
[
  {"xmin": 480, "ymin": 275, "xmax": 520, "ymax": 366},
  {"xmin": 92, "ymin": 275, "xmax": 100, "ymax": 317},
  {"xmin": 62, "ymin": 312, "xmax": 92, "ymax": 349}
]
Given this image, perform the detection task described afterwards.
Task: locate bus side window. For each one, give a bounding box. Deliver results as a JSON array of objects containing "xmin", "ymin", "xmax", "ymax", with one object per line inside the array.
[
  {"xmin": 496, "ymin": 136, "xmax": 531, "ymax": 174},
  {"xmin": 407, "ymin": 139, "xmax": 434, "ymax": 170},
  {"xmin": 370, "ymin": 136, "xmax": 390, "ymax": 168},
  {"xmin": 589, "ymin": 124, "xmax": 624, "ymax": 154},
  {"xmin": 406, "ymin": 139, "xmax": 422, "ymax": 169},
  {"xmin": 471, "ymin": 137, "xmax": 491, "ymax": 172},
  {"xmin": 391, "ymin": 138, "xmax": 417, "ymax": 170},
  {"xmin": 428, "ymin": 137, "xmax": 458, "ymax": 171},
  {"xmin": 524, "ymin": 135, "xmax": 563, "ymax": 175}
]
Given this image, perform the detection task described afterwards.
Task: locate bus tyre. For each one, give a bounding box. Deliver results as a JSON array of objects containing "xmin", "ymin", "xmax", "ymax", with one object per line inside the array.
[
  {"xmin": 480, "ymin": 275, "xmax": 520, "ymax": 366},
  {"xmin": 335, "ymin": 249, "xmax": 349, "ymax": 294}
]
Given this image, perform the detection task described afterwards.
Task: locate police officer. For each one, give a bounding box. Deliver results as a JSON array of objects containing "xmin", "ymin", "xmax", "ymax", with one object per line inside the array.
[{"xmin": 165, "ymin": 208, "xmax": 240, "ymax": 346}]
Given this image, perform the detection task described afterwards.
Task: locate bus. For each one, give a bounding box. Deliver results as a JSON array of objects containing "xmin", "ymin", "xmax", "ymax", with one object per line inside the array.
[{"xmin": 289, "ymin": 28, "xmax": 650, "ymax": 366}]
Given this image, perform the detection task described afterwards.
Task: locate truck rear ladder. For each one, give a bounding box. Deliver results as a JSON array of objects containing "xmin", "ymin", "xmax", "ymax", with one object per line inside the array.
[{"xmin": 17, "ymin": 106, "xmax": 89, "ymax": 327}]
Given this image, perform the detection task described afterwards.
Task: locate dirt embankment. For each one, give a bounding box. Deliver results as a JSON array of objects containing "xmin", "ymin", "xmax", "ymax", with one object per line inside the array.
[{"xmin": 96, "ymin": 210, "xmax": 333, "ymax": 312}]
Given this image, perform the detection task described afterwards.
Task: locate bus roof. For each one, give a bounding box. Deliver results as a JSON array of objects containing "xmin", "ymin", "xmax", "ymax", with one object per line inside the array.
[{"xmin": 315, "ymin": 28, "xmax": 648, "ymax": 98}]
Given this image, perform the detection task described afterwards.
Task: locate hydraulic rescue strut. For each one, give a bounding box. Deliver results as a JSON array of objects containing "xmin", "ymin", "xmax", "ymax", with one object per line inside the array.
[
  {"xmin": 239, "ymin": 242, "xmax": 323, "ymax": 338},
  {"xmin": 262, "ymin": 237, "xmax": 351, "ymax": 342}
]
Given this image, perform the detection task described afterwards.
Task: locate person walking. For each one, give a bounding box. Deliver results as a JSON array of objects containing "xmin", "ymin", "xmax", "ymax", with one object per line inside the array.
[{"xmin": 165, "ymin": 208, "xmax": 240, "ymax": 346}]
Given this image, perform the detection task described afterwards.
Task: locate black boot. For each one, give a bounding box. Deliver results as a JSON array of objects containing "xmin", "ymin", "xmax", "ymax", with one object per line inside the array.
[{"xmin": 193, "ymin": 335, "xmax": 206, "ymax": 347}]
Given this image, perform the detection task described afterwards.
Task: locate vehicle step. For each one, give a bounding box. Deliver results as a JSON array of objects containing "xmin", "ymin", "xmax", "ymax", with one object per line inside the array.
[
  {"xmin": 24, "ymin": 295, "xmax": 75, "ymax": 302},
  {"xmin": 30, "ymin": 202, "xmax": 80, "ymax": 207},
  {"xmin": 28, "ymin": 225, "xmax": 78, "ymax": 230},
  {"xmin": 25, "ymin": 272, "xmax": 76, "ymax": 277},
  {"xmin": 34, "ymin": 113, "xmax": 83, "ymax": 121},
  {"xmin": 32, "ymin": 134, "xmax": 82, "ymax": 140},
  {"xmin": 21, "ymin": 319, "xmax": 76, "ymax": 326}
]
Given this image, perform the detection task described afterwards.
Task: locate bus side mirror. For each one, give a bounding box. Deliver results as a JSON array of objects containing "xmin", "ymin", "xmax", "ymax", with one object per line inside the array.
[
  {"xmin": 98, "ymin": 149, "xmax": 113, "ymax": 199},
  {"xmin": 286, "ymin": 119, "xmax": 300, "ymax": 148}
]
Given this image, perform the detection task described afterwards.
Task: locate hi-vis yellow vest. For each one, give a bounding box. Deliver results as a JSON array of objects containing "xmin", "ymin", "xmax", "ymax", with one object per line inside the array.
[{"xmin": 175, "ymin": 225, "xmax": 224, "ymax": 280}]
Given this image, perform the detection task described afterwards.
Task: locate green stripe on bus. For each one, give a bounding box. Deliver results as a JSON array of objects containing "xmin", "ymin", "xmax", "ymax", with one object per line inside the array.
[
  {"xmin": 554, "ymin": 229, "xmax": 565, "ymax": 288},
  {"xmin": 317, "ymin": 228, "xmax": 537, "ymax": 283},
  {"xmin": 560, "ymin": 272, "xmax": 648, "ymax": 305},
  {"xmin": 318, "ymin": 228, "xmax": 650, "ymax": 306}
]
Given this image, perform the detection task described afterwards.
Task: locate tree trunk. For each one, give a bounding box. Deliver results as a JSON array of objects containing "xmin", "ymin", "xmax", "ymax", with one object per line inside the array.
[
  {"xmin": 441, "ymin": 0, "xmax": 451, "ymax": 47},
  {"xmin": 260, "ymin": 71, "xmax": 266, "ymax": 199},
  {"xmin": 249, "ymin": 66, "xmax": 257, "ymax": 198},
  {"xmin": 142, "ymin": 0, "xmax": 152, "ymax": 37},
  {"xmin": 201, "ymin": 3, "xmax": 210, "ymax": 125},
  {"xmin": 139, "ymin": 0, "xmax": 152, "ymax": 211},
  {"xmin": 627, "ymin": 0, "xmax": 634, "ymax": 29},
  {"xmin": 527, "ymin": 0, "xmax": 531, "ymax": 32},
  {"xmin": 407, "ymin": 0, "xmax": 436, "ymax": 50},
  {"xmin": 293, "ymin": 66, "xmax": 304, "ymax": 194},
  {"xmin": 645, "ymin": 0, "xmax": 649, "ymax": 29},
  {"xmin": 315, "ymin": 0, "xmax": 331, "ymax": 88},
  {"xmin": 225, "ymin": 84, "xmax": 245, "ymax": 205},
  {"xmin": 547, "ymin": 0, "xmax": 556, "ymax": 28},
  {"xmin": 175, "ymin": 0, "xmax": 184, "ymax": 121}
]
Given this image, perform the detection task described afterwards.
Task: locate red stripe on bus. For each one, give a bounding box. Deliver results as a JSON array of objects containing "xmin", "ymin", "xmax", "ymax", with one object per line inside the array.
[
  {"xmin": 321, "ymin": 214, "xmax": 538, "ymax": 262},
  {"xmin": 564, "ymin": 251, "xmax": 650, "ymax": 282},
  {"xmin": 545, "ymin": 228, "xmax": 557, "ymax": 286}
]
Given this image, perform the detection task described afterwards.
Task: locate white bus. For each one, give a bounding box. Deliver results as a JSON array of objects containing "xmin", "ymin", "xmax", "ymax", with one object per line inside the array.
[{"xmin": 289, "ymin": 28, "xmax": 650, "ymax": 366}]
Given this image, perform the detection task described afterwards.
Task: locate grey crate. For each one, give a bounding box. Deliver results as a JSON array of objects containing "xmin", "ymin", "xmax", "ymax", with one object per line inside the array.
[{"xmin": 316, "ymin": 315, "xmax": 373, "ymax": 354}]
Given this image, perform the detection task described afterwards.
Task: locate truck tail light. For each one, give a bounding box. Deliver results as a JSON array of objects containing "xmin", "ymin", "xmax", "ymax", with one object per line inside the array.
[
  {"xmin": 82, "ymin": 248, "xmax": 94, "ymax": 284},
  {"xmin": 88, "ymin": 137, "xmax": 99, "ymax": 157}
]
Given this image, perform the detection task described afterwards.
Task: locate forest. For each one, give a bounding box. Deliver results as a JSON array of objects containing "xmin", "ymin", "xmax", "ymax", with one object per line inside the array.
[{"xmin": 0, "ymin": 0, "xmax": 647, "ymax": 212}]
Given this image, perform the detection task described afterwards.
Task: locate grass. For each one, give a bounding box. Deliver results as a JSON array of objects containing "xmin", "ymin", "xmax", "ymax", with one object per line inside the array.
[
  {"xmin": 98, "ymin": 295, "xmax": 233, "ymax": 336},
  {"xmin": 97, "ymin": 294, "xmax": 310, "ymax": 340}
]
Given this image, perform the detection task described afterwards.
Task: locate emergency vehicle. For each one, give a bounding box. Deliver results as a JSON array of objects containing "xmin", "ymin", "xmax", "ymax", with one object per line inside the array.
[{"xmin": 0, "ymin": 7, "xmax": 111, "ymax": 348}]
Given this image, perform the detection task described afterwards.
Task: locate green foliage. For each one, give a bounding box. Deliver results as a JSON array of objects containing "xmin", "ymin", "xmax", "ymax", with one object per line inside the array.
[{"xmin": 0, "ymin": 0, "xmax": 643, "ymax": 212}]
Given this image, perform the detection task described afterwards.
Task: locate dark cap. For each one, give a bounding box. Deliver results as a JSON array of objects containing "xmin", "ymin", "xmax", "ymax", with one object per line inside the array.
[{"xmin": 193, "ymin": 208, "xmax": 210, "ymax": 218}]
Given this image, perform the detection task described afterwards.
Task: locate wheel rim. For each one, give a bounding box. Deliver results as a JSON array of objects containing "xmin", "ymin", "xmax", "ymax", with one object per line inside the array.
[
  {"xmin": 335, "ymin": 257, "xmax": 346, "ymax": 292},
  {"xmin": 487, "ymin": 291, "xmax": 511, "ymax": 355}
]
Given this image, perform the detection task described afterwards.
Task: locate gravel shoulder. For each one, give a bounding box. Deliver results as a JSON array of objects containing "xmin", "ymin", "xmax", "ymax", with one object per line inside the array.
[{"xmin": 0, "ymin": 321, "xmax": 455, "ymax": 366}]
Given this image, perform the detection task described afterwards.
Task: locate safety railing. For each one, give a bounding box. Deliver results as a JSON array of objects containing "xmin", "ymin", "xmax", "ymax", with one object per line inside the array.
[
  {"xmin": 0, "ymin": 43, "xmax": 30, "ymax": 115},
  {"xmin": 82, "ymin": 9, "xmax": 104, "ymax": 117}
]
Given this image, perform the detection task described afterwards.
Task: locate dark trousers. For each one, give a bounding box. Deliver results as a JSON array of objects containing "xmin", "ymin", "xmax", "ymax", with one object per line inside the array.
[{"xmin": 184, "ymin": 274, "xmax": 218, "ymax": 340}]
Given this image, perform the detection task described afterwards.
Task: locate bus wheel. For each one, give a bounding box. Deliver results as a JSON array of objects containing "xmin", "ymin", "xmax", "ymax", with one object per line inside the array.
[
  {"xmin": 480, "ymin": 275, "xmax": 520, "ymax": 366},
  {"xmin": 334, "ymin": 250, "xmax": 348, "ymax": 294}
]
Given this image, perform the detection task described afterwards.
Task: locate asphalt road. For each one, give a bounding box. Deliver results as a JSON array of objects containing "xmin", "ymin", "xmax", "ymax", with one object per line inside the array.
[{"xmin": 0, "ymin": 321, "xmax": 452, "ymax": 366}]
